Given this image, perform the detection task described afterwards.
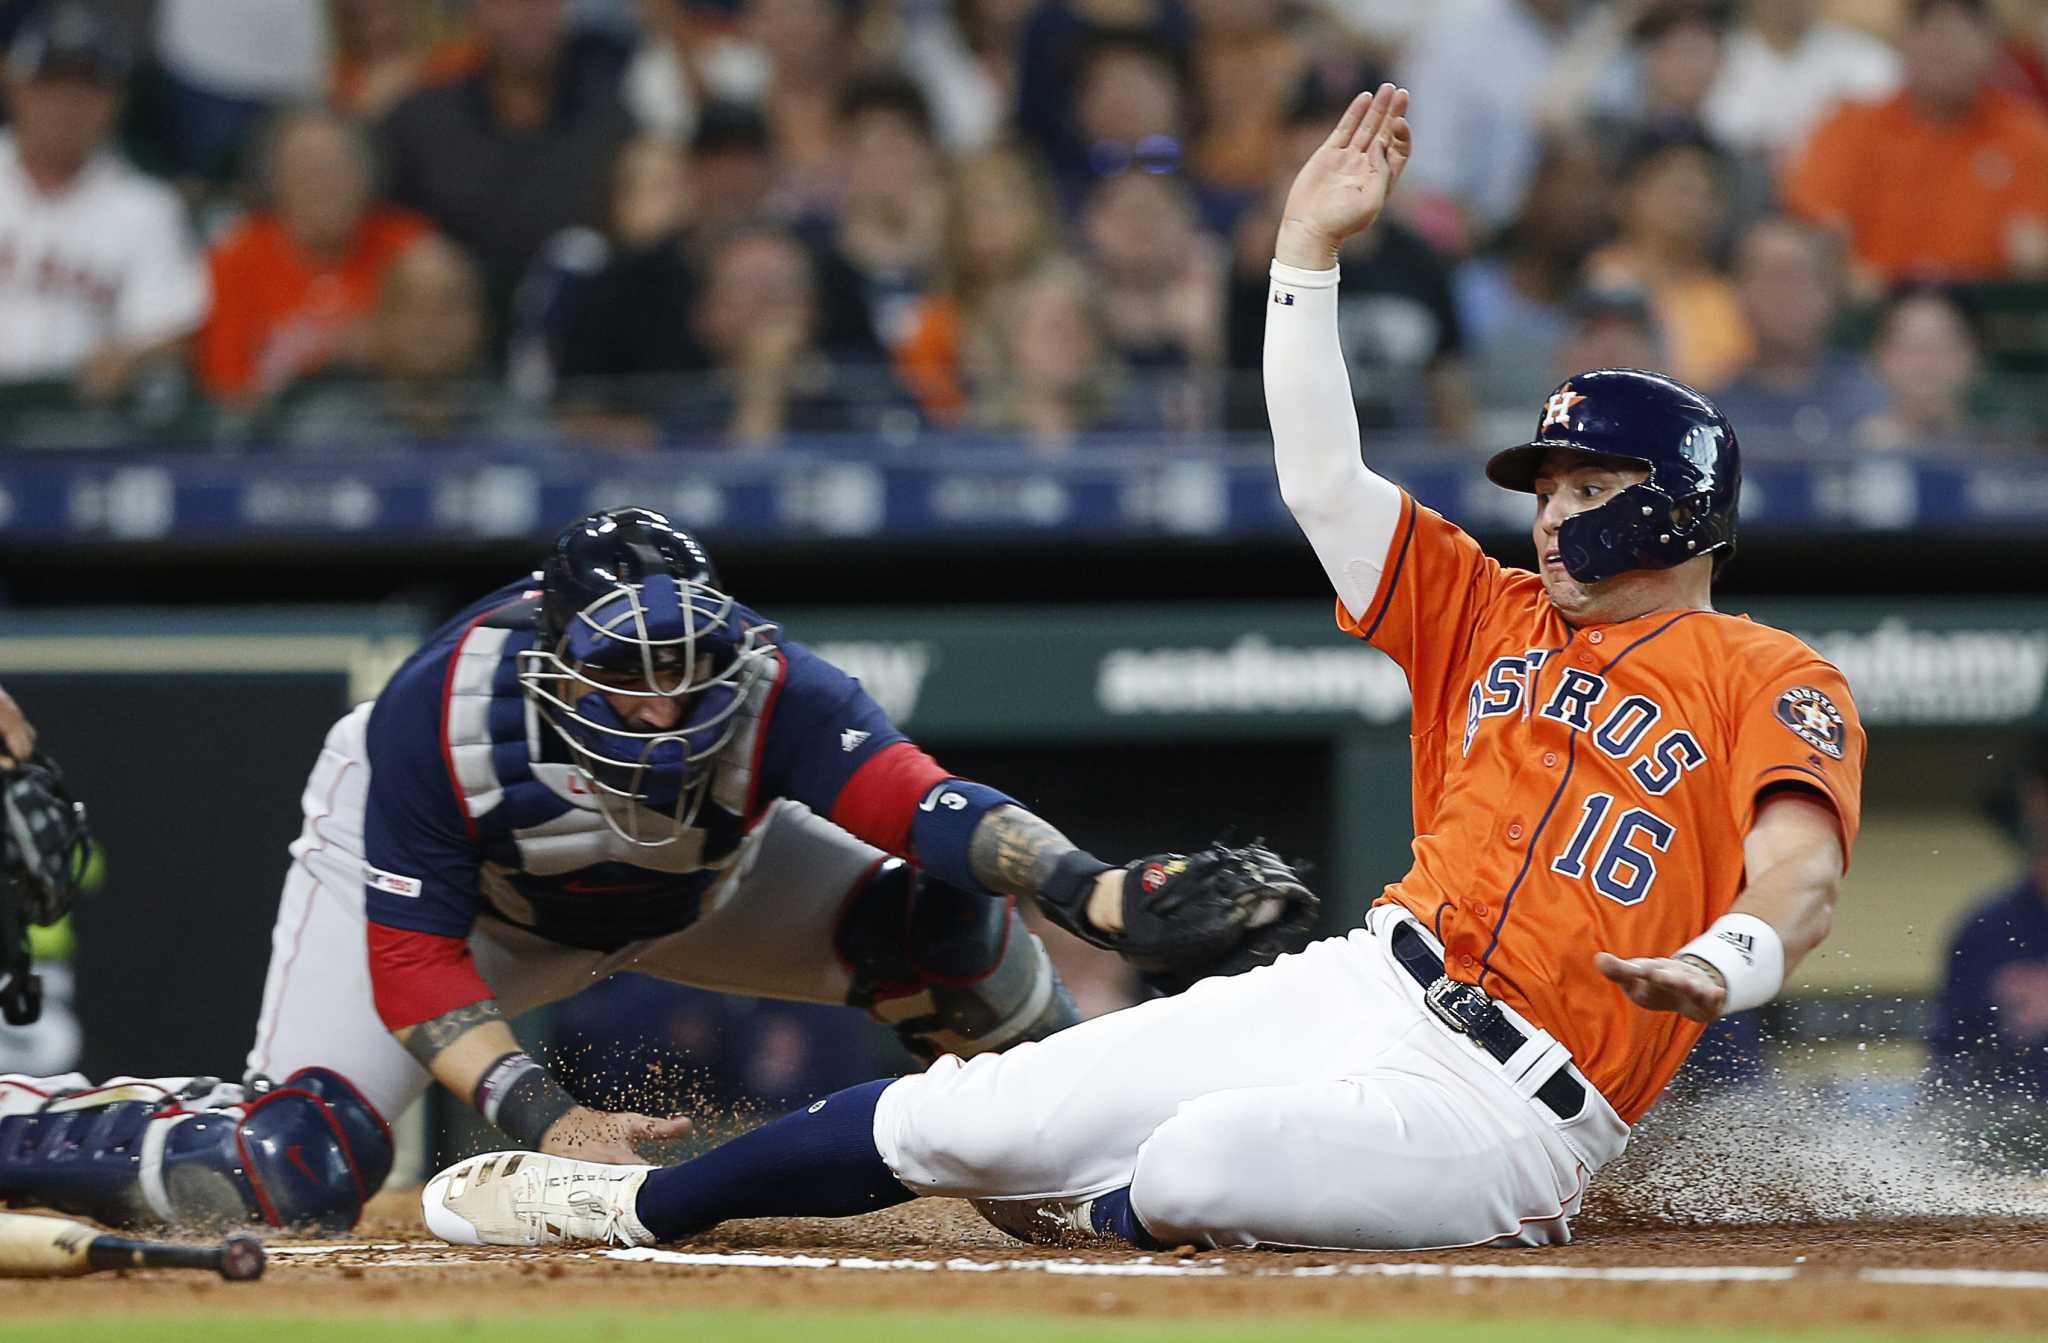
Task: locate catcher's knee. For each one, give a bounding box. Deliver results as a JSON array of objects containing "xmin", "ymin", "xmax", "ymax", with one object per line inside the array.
[
  {"xmin": 0, "ymin": 1066, "xmax": 392, "ymax": 1233},
  {"xmin": 836, "ymin": 859, "xmax": 1079, "ymax": 1062}
]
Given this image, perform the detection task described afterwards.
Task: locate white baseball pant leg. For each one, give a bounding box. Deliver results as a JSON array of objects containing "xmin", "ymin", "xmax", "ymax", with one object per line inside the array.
[{"xmin": 876, "ymin": 904, "xmax": 1629, "ymax": 1251}]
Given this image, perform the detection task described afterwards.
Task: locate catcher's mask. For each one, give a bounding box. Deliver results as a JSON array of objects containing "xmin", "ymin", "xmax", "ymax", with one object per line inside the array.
[{"xmin": 517, "ymin": 510, "xmax": 777, "ymax": 845}]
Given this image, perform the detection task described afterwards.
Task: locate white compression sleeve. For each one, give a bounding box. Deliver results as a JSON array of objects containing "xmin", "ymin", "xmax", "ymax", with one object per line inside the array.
[{"xmin": 1264, "ymin": 259, "xmax": 1405, "ymax": 620}]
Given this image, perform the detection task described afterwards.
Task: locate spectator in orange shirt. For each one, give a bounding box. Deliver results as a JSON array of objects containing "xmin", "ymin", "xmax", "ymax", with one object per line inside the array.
[
  {"xmin": 197, "ymin": 107, "xmax": 430, "ymax": 403},
  {"xmin": 1784, "ymin": 0, "xmax": 2048, "ymax": 289}
]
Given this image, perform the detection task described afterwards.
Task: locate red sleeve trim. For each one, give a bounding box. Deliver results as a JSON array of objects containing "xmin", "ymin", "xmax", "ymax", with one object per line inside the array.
[
  {"xmin": 367, "ymin": 923, "xmax": 494, "ymax": 1031},
  {"xmin": 829, "ymin": 741, "xmax": 953, "ymax": 858}
]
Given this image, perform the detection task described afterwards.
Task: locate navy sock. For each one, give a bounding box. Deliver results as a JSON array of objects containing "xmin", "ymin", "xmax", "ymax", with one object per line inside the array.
[
  {"xmin": 1089, "ymin": 1186, "xmax": 1166, "ymax": 1249},
  {"xmin": 633, "ymin": 1079, "xmax": 912, "ymax": 1242}
]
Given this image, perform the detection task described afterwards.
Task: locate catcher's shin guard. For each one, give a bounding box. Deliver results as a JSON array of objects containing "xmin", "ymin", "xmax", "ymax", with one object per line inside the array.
[
  {"xmin": 836, "ymin": 859, "xmax": 1079, "ymax": 1062},
  {"xmin": 0, "ymin": 1067, "xmax": 392, "ymax": 1233}
]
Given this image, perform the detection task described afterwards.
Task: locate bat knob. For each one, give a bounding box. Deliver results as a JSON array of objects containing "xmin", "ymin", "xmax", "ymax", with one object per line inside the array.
[{"xmin": 218, "ymin": 1234, "xmax": 266, "ymax": 1282}]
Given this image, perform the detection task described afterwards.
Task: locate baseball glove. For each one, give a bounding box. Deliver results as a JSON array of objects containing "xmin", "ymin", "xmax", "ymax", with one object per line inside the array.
[{"xmin": 1101, "ymin": 842, "xmax": 1320, "ymax": 995}]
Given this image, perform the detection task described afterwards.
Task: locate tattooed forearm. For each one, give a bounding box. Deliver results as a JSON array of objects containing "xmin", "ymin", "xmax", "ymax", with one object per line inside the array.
[
  {"xmin": 401, "ymin": 999, "xmax": 507, "ymax": 1067},
  {"xmin": 968, "ymin": 805, "xmax": 1081, "ymax": 899}
]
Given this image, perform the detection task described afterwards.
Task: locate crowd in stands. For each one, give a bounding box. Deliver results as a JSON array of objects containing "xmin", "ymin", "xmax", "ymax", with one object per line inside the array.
[{"xmin": 1, "ymin": 0, "xmax": 2046, "ymax": 455}]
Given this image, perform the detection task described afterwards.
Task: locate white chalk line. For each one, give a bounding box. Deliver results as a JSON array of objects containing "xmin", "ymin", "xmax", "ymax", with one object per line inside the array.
[{"xmin": 264, "ymin": 1243, "xmax": 2048, "ymax": 1291}]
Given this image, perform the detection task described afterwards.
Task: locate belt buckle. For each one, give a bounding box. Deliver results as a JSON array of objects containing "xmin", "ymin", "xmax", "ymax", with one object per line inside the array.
[{"xmin": 1424, "ymin": 975, "xmax": 1478, "ymax": 1035}]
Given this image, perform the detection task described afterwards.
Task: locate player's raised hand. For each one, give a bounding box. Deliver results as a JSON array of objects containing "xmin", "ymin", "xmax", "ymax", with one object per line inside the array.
[
  {"xmin": 1593, "ymin": 951, "xmax": 1728, "ymax": 1024},
  {"xmin": 1276, "ymin": 83, "xmax": 1412, "ymax": 270},
  {"xmin": 540, "ymin": 1105, "xmax": 693, "ymax": 1165}
]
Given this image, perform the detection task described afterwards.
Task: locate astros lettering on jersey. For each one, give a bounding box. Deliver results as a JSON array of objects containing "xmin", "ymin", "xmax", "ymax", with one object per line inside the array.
[{"xmin": 1338, "ymin": 492, "xmax": 1865, "ymax": 1121}]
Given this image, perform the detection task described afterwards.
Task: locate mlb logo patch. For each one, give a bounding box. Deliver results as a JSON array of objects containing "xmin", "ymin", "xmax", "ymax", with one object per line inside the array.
[{"xmin": 365, "ymin": 865, "xmax": 423, "ymax": 898}]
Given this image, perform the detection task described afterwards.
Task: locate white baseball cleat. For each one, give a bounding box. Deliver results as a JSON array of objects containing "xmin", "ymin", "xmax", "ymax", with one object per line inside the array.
[{"xmin": 421, "ymin": 1150, "xmax": 658, "ymax": 1248}]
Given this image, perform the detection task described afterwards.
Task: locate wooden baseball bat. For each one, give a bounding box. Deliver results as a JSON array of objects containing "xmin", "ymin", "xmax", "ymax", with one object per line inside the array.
[{"xmin": 0, "ymin": 1212, "xmax": 264, "ymax": 1280}]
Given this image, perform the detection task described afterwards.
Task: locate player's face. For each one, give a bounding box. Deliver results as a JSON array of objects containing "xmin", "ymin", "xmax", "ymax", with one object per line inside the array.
[
  {"xmin": 578, "ymin": 662, "xmax": 695, "ymax": 732},
  {"xmin": 1530, "ymin": 452, "xmax": 1650, "ymax": 617}
]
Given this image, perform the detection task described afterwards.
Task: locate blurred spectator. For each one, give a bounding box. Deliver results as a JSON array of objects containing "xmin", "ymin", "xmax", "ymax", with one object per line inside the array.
[
  {"xmin": 1186, "ymin": 0, "xmax": 1308, "ymax": 201},
  {"xmin": 1225, "ymin": 77, "xmax": 1470, "ymax": 436},
  {"xmin": 126, "ymin": 0, "xmax": 330, "ymax": 188},
  {"xmin": 1554, "ymin": 284, "xmax": 1663, "ymax": 377},
  {"xmin": 832, "ymin": 73, "xmax": 948, "ymax": 356},
  {"xmin": 899, "ymin": 0, "xmax": 1038, "ymax": 152},
  {"xmin": 1542, "ymin": 0, "xmax": 1732, "ymax": 154},
  {"xmin": 689, "ymin": 99, "xmax": 776, "ymax": 230},
  {"xmin": 329, "ymin": 0, "xmax": 482, "ymax": 122},
  {"xmin": 1712, "ymin": 218, "xmax": 1884, "ymax": 456},
  {"xmin": 1928, "ymin": 738, "xmax": 2048, "ymax": 1102},
  {"xmin": 1396, "ymin": 0, "xmax": 1572, "ymax": 251},
  {"xmin": 969, "ymin": 257, "xmax": 1131, "ymax": 452},
  {"xmin": 896, "ymin": 142, "xmax": 1062, "ymax": 425},
  {"xmin": 379, "ymin": 0, "xmax": 633, "ymax": 335},
  {"xmin": 1016, "ymin": 2, "xmax": 1194, "ymax": 206},
  {"xmin": 1058, "ymin": 32, "xmax": 1191, "ymax": 208},
  {"xmin": 622, "ymin": 0, "xmax": 765, "ymax": 144},
  {"xmin": 1454, "ymin": 134, "xmax": 1610, "ymax": 407},
  {"xmin": 677, "ymin": 221, "xmax": 903, "ymax": 446},
  {"xmin": 741, "ymin": 0, "xmax": 861, "ymax": 219},
  {"xmin": 2003, "ymin": 0, "xmax": 2048, "ymax": 106},
  {"xmin": 1857, "ymin": 286, "xmax": 1984, "ymax": 455},
  {"xmin": 196, "ymin": 107, "xmax": 431, "ymax": 403},
  {"xmin": 1785, "ymin": 0, "xmax": 2048, "ymax": 288},
  {"xmin": 1081, "ymin": 169, "xmax": 1223, "ymax": 431},
  {"xmin": 0, "ymin": 3, "xmax": 208, "ymax": 402},
  {"xmin": 1583, "ymin": 126, "xmax": 1751, "ymax": 389},
  {"xmin": 609, "ymin": 132, "xmax": 694, "ymax": 250},
  {"xmin": 277, "ymin": 234, "xmax": 542, "ymax": 445},
  {"xmin": 1701, "ymin": 0, "xmax": 1900, "ymax": 160}
]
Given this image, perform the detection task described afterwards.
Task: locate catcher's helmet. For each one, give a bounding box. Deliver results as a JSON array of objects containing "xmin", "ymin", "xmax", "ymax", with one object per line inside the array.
[
  {"xmin": 520, "ymin": 508, "xmax": 777, "ymax": 844},
  {"xmin": 1485, "ymin": 367, "xmax": 1740, "ymax": 584}
]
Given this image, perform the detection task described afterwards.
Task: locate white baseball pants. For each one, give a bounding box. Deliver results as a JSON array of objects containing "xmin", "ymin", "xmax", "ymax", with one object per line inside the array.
[
  {"xmin": 247, "ymin": 705, "xmax": 886, "ymax": 1123},
  {"xmin": 874, "ymin": 903, "xmax": 1630, "ymax": 1251}
]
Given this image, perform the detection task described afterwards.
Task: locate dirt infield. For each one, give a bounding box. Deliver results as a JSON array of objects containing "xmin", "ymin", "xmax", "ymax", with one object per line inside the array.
[{"xmin": 10, "ymin": 1192, "xmax": 2048, "ymax": 1336}]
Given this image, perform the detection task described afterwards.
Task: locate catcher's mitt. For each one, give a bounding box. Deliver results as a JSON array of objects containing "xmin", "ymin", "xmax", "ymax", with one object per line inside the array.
[
  {"xmin": 1045, "ymin": 841, "xmax": 1319, "ymax": 995},
  {"xmin": 0, "ymin": 752, "xmax": 93, "ymax": 1026}
]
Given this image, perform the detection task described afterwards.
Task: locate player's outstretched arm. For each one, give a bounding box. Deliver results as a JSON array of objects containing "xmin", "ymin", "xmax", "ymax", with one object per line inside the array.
[
  {"xmin": 1267, "ymin": 85, "xmax": 1412, "ymax": 619},
  {"xmin": 396, "ymin": 999, "xmax": 691, "ymax": 1162},
  {"xmin": 1594, "ymin": 790, "xmax": 1845, "ymax": 1023}
]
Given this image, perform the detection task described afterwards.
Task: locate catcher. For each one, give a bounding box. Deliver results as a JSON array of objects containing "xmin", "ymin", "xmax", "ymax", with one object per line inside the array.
[{"xmin": 0, "ymin": 510, "xmax": 1317, "ymax": 1234}]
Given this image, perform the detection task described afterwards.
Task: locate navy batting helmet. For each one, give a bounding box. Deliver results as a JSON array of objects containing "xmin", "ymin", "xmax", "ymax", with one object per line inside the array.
[
  {"xmin": 521, "ymin": 508, "xmax": 777, "ymax": 844},
  {"xmin": 1485, "ymin": 368, "xmax": 1740, "ymax": 584}
]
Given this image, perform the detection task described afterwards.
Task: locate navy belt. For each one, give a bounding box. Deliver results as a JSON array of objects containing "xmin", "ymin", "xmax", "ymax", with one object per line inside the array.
[{"xmin": 1389, "ymin": 921, "xmax": 1587, "ymax": 1121}]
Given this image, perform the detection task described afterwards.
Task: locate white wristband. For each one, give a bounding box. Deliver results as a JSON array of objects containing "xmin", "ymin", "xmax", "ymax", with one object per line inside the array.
[{"xmin": 1676, "ymin": 913, "xmax": 1785, "ymax": 1015}]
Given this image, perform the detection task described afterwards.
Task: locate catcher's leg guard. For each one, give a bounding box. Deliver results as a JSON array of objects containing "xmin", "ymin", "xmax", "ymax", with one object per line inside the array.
[
  {"xmin": 836, "ymin": 859, "xmax": 1079, "ymax": 1062},
  {"xmin": 0, "ymin": 1067, "xmax": 392, "ymax": 1233}
]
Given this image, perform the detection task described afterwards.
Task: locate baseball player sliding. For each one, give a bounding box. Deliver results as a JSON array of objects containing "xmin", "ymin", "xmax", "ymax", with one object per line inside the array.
[{"xmin": 422, "ymin": 85, "xmax": 1866, "ymax": 1253}]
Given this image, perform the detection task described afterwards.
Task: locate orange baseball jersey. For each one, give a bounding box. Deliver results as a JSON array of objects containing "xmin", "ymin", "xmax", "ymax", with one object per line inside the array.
[{"xmin": 1339, "ymin": 492, "xmax": 1866, "ymax": 1123}]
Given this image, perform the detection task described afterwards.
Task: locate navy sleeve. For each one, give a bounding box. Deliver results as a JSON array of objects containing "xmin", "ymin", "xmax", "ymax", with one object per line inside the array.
[
  {"xmin": 360, "ymin": 650, "xmax": 484, "ymax": 940},
  {"xmin": 751, "ymin": 638, "xmax": 911, "ymax": 819}
]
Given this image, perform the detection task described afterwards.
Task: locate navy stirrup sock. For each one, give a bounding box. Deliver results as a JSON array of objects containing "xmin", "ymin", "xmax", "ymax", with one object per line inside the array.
[
  {"xmin": 633, "ymin": 1079, "xmax": 912, "ymax": 1242},
  {"xmin": 1090, "ymin": 1186, "xmax": 1165, "ymax": 1249}
]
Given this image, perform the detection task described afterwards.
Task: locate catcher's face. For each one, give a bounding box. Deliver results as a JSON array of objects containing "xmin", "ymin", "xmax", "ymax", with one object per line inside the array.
[
  {"xmin": 576, "ymin": 655, "xmax": 705, "ymax": 731},
  {"xmin": 1530, "ymin": 450, "xmax": 1649, "ymax": 621}
]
